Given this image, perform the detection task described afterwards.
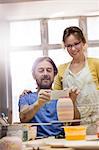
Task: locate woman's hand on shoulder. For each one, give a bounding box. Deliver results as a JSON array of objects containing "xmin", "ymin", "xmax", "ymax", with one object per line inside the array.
[{"xmin": 19, "ymin": 89, "xmax": 32, "ymax": 98}]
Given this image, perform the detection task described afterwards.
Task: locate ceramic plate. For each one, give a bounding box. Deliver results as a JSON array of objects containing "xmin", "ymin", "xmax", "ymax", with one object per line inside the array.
[{"xmin": 45, "ymin": 139, "xmax": 99, "ymax": 149}]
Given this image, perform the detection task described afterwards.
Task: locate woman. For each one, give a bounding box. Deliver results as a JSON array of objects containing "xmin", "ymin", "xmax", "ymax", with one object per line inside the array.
[{"xmin": 54, "ymin": 26, "xmax": 99, "ymax": 134}]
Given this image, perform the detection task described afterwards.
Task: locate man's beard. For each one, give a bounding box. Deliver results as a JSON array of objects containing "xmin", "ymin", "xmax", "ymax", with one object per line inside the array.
[
  {"xmin": 36, "ymin": 75, "xmax": 53, "ymax": 89},
  {"xmin": 39, "ymin": 82, "xmax": 52, "ymax": 89}
]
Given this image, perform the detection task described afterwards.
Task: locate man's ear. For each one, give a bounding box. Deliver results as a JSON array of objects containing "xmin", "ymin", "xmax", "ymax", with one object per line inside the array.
[{"xmin": 83, "ymin": 43, "xmax": 88, "ymax": 51}]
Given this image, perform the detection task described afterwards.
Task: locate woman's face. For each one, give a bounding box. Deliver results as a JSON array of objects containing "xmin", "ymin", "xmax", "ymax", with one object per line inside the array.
[{"xmin": 64, "ymin": 34, "xmax": 85, "ymax": 59}]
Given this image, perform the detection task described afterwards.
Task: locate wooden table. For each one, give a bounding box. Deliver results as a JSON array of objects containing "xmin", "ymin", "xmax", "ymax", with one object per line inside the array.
[{"xmin": 23, "ymin": 135, "xmax": 99, "ymax": 150}]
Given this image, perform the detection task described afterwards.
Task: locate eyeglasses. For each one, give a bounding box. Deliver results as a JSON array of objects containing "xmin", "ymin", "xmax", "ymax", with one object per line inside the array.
[{"xmin": 65, "ymin": 41, "xmax": 81, "ymax": 50}]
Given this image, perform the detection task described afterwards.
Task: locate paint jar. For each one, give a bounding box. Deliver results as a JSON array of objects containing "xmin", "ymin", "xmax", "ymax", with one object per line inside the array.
[
  {"xmin": 64, "ymin": 125, "xmax": 86, "ymax": 140},
  {"xmin": 7, "ymin": 124, "xmax": 23, "ymax": 140},
  {"xmin": 28, "ymin": 126, "xmax": 37, "ymax": 140},
  {"xmin": 22, "ymin": 125, "xmax": 28, "ymax": 142}
]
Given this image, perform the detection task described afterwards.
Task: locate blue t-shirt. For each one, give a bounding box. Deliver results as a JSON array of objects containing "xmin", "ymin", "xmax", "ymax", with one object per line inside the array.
[{"xmin": 18, "ymin": 92, "xmax": 63, "ymax": 137}]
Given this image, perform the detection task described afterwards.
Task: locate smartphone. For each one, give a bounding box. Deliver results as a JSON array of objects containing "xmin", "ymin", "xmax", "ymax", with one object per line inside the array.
[{"xmin": 50, "ymin": 90, "xmax": 69, "ymax": 100}]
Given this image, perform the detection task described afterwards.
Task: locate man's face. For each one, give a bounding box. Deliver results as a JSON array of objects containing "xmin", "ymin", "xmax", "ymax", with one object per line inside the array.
[{"xmin": 34, "ymin": 60, "xmax": 55, "ymax": 89}]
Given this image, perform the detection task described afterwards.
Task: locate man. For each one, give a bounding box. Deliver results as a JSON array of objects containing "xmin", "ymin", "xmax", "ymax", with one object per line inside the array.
[{"xmin": 19, "ymin": 57, "xmax": 80, "ymax": 138}]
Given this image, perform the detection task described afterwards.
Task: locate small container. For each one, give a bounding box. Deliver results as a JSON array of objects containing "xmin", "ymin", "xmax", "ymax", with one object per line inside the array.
[
  {"xmin": 28, "ymin": 126, "xmax": 37, "ymax": 140},
  {"xmin": 7, "ymin": 124, "xmax": 23, "ymax": 140},
  {"xmin": 64, "ymin": 125, "xmax": 86, "ymax": 140},
  {"xmin": 22, "ymin": 125, "xmax": 28, "ymax": 142},
  {"xmin": 22, "ymin": 124, "xmax": 37, "ymax": 141}
]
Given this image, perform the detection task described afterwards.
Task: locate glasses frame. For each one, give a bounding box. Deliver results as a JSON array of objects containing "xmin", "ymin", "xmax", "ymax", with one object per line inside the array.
[{"xmin": 65, "ymin": 41, "xmax": 81, "ymax": 50}]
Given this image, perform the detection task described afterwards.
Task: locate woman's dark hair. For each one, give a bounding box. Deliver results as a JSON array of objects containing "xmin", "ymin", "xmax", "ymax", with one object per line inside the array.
[
  {"xmin": 32, "ymin": 56, "xmax": 58, "ymax": 77},
  {"xmin": 63, "ymin": 26, "xmax": 86, "ymax": 44}
]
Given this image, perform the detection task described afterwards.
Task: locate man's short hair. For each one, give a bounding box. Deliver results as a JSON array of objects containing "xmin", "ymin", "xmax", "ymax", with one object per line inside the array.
[{"xmin": 32, "ymin": 56, "xmax": 58, "ymax": 78}]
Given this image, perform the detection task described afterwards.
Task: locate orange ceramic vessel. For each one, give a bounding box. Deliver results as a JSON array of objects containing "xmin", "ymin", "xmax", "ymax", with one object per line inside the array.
[{"xmin": 64, "ymin": 126, "xmax": 86, "ymax": 140}]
